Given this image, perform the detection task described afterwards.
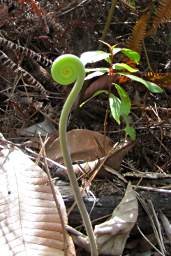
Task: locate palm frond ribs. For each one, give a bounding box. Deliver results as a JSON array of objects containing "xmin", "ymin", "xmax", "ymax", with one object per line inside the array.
[
  {"xmin": 0, "ymin": 0, "xmax": 51, "ymax": 96},
  {"xmin": 127, "ymin": 12, "xmax": 150, "ymax": 53},
  {"xmin": 0, "ymin": 37, "xmax": 52, "ymax": 67},
  {"xmin": 147, "ymin": 0, "xmax": 171, "ymax": 35},
  {"xmin": 0, "ymin": 50, "xmax": 47, "ymax": 95}
]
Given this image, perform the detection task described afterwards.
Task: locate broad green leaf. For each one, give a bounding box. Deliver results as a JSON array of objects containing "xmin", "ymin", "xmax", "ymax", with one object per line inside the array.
[
  {"xmin": 112, "ymin": 63, "xmax": 138, "ymax": 73},
  {"xmin": 80, "ymin": 90, "xmax": 108, "ymax": 107},
  {"xmin": 115, "ymin": 84, "xmax": 131, "ymax": 116},
  {"xmin": 111, "ymin": 48, "xmax": 140, "ymax": 63},
  {"xmin": 80, "ymin": 51, "xmax": 110, "ymax": 65},
  {"xmin": 118, "ymin": 73, "xmax": 163, "ymax": 93},
  {"xmin": 124, "ymin": 125, "xmax": 136, "ymax": 140},
  {"xmin": 121, "ymin": 49, "xmax": 140, "ymax": 64},
  {"xmin": 109, "ymin": 93, "xmax": 121, "ymax": 124}
]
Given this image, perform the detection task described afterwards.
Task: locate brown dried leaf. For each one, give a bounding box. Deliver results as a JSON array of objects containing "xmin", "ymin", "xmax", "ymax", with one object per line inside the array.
[
  {"xmin": 94, "ymin": 183, "xmax": 138, "ymax": 255},
  {"xmin": 71, "ymin": 140, "xmax": 134, "ymax": 179},
  {"xmin": 0, "ymin": 136, "xmax": 75, "ymax": 256},
  {"xmin": 46, "ymin": 129, "xmax": 113, "ymax": 163},
  {"xmin": 83, "ymin": 75, "xmax": 112, "ymax": 100}
]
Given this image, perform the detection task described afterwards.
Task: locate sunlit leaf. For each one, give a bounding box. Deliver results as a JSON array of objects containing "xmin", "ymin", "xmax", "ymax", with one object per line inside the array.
[
  {"xmin": 118, "ymin": 73, "xmax": 164, "ymax": 93},
  {"xmin": 85, "ymin": 67, "xmax": 109, "ymax": 73},
  {"xmin": 121, "ymin": 48, "xmax": 140, "ymax": 64},
  {"xmin": 85, "ymin": 71, "xmax": 106, "ymax": 80},
  {"xmin": 114, "ymin": 84, "xmax": 131, "ymax": 116},
  {"xmin": 80, "ymin": 51, "xmax": 110, "ymax": 65},
  {"xmin": 112, "ymin": 47, "xmax": 123, "ymax": 55},
  {"xmin": 113, "ymin": 63, "xmax": 138, "ymax": 73},
  {"xmin": 111, "ymin": 48, "xmax": 140, "ymax": 63},
  {"xmin": 85, "ymin": 68, "xmax": 108, "ymax": 80},
  {"xmin": 109, "ymin": 93, "xmax": 121, "ymax": 124}
]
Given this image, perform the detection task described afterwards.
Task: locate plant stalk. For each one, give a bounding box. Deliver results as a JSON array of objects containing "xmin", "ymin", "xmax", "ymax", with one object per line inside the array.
[
  {"xmin": 59, "ymin": 73, "xmax": 98, "ymax": 256},
  {"xmin": 100, "ymin": 0, "xmax": 118, "ymax": 46}
]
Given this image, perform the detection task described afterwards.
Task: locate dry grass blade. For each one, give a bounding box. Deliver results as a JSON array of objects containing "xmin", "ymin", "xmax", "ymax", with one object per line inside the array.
[
  {"xmin": 137, "ymin": 195, "xmax": 166, "ymax": 255},
  {"xmin": 0, "ymin": 136, "xmax": 75, "ymax": 256}
]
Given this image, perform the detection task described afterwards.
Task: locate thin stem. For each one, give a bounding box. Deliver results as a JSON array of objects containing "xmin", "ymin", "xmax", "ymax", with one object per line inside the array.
[
  {"xmin": 59, "ymin": 69, "xmax": 98, "ymax": 256},
  {"xmin": 143, "ymin": 40, "xmax": 153, "ymax": 72},
  {"xmin": 99, "ymin": 0, "xmax": 118, "ymax": 47}
]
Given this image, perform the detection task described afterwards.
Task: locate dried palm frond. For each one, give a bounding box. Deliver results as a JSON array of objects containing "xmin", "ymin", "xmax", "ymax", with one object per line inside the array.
[
  {"xmin": 142, "ymin": 71, "xmax": 171, "ymax": 90},
  {"xmin": 0, "ymin": 50, "xmax": 47, "ymax": 96},
  {"xmin": 46, "ymin": 12, "xmax": 64, "ymax": 34},
  {"xmin": 127, "ymin": 12, "xmax": 150, "ymax": 53},
  {"xmin": 147, "ymin": 0, "xmax": 171, "ymax": 36},
  {"xmin": 0, "ymin": 36, "xmax": 52, "ymax": 67}
]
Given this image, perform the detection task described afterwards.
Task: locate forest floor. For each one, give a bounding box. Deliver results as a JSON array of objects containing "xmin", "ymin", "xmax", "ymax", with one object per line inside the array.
[{"xmin": 1, "ymin": 0, "xmax": 171, "ymax": 255}]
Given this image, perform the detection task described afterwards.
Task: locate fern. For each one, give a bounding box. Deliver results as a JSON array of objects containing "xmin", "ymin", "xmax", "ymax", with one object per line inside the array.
[
  {"xmin": 147, "ymin": 0, "xmax": 171, "ymax": 35},
  {"xmin": 0, "ymin": 50, "xmax": 47, "ymax": 96},
  {"xmin": 127, "ymin": 12, "xmax": 150, "ymax": 53}
]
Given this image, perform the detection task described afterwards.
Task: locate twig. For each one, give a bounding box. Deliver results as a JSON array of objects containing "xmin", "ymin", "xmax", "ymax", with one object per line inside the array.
[{"xmin": 99, "ymin": 0, "xmax": 118, "ymax": 46}]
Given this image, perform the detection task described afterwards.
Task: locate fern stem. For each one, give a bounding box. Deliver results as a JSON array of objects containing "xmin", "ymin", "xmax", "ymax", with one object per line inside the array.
[{"xmin": 51, "ymin": 55, "xmax": 98, "ymax": 256}]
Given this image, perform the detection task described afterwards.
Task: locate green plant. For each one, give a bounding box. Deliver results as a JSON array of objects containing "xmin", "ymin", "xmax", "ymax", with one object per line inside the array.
[
  {"xmin": 51, "ymin": 54, "xmax": 98, "ymax": 256},
  {"xmin": 80, "ymin": 42, "xmax": 163, "ymax": 140}
]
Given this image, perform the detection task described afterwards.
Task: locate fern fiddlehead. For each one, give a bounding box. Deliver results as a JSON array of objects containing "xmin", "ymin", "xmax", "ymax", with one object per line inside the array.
[{"xmin": 51, "ymin": 54, "xmax": 98, "ymax": 256}]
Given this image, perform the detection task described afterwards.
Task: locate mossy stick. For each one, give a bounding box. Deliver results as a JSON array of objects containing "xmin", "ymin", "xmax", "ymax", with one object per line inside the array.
[{"xmin": 51, "ymin": 54, "xmax": 98, "ymax": 256}]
